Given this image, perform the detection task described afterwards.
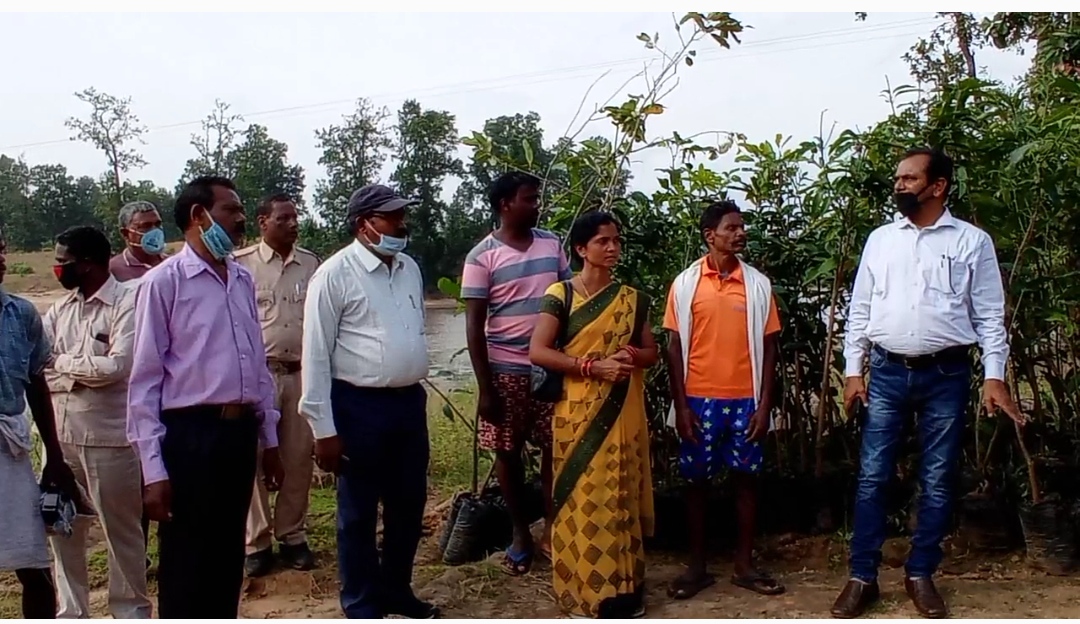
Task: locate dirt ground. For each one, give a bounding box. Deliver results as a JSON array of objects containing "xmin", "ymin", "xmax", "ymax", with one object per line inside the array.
[
  {"xmin": 246, "ymin": 528, "xmax": 1080, "ymax": 619},
  {"xmin": 238, "ymin": 530, "xmax": 1080, "ymax": 620},
  {"xmin": 7, "ymin": 497, "xmax": 1076, "ymax": 620}
]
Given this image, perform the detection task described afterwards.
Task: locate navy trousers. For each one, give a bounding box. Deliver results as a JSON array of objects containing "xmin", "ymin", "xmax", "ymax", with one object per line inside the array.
[{"xmin": 332, "ymin": 381, "xmax": 429, "ymax": 619}]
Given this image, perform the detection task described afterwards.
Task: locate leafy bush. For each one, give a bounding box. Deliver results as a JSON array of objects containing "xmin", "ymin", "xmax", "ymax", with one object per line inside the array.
[{"xmin": 446, "ymin": 13, "xmax": 1080, "ymax": 521}]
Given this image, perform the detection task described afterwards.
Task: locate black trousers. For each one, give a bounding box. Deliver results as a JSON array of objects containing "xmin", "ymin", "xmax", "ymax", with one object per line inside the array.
[
  {"xmin": 157, "ymin": 406, "xmax": 258, "ymax": 619},
  {"xmin": 332, "ymin": 381, "xmax": 429, "ymax": 619}
]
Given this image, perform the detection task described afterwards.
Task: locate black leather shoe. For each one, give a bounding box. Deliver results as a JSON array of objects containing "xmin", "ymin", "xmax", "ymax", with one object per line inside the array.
[
  {"xmin": 279, "ymin": 542, "xmax": 316, "ymax": 571},
  {"xmin": 383, "ymin": 596, "xmax": 440, "ymax": 619},
  {"xmin": 245, "ymin": 548, "xmax": 275, "ymax": 578}
]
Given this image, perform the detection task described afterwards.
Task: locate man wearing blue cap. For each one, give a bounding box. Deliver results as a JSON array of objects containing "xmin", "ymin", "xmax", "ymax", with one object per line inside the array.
[{"xmin": 300, "ymin": 184, "xmax": 437, "ymax": 619}]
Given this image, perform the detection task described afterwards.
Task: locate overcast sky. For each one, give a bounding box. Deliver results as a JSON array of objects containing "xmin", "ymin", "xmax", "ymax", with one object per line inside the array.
[{"xmin": 0, "ymin": 12, "xmax": 1030, "ymax": 203}]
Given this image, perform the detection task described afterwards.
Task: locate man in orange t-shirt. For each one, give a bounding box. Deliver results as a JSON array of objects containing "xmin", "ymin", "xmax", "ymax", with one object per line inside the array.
[{"xmin": 663, "ymin": 201, "xmax": 784, "ymax": 600}]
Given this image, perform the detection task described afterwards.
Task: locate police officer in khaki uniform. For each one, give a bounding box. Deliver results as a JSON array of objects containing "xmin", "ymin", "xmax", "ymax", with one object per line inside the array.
[{"xmin": 234, "ymin": 194, "xmax": 320, "ymax": 577}]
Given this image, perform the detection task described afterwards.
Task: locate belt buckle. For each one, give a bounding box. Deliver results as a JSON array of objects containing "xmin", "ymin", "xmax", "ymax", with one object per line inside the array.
[
  {"xmin": 905, "ymin": 354, "xmax": 931, "ymax": 369},
  {"xmin": 269, "ymin": 360, "xmax": 297, "ymax": 375},
  {"xmin": 220, "ymin": 405, "xmax": 244, "ymax": 420}
]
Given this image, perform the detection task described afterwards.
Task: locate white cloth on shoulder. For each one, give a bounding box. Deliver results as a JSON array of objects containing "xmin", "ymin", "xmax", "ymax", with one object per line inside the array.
[{"xmin": 666, "ymin": 257, "xmax": 775, "ymax": 431}]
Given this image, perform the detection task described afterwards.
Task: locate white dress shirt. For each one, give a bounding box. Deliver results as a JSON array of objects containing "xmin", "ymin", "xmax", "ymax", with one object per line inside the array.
[
  {"xmin": 300, "ymin": 240, "xmax": 428, "ymax": 439},
  {"xmin": 843, "ymin": 210, "xmax": 1009, "ymax": 381}
]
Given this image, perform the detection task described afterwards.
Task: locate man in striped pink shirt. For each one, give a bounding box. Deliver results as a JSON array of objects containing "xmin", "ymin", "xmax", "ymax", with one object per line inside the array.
[{"xmin": 462, "ymin": 172, "xmax": 571, "ymax": 575}]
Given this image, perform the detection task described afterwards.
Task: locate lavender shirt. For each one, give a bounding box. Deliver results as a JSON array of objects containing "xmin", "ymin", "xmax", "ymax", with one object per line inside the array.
[{"xmin": 126, "ymin": 244, "xmax": 281, "ymax": 485}]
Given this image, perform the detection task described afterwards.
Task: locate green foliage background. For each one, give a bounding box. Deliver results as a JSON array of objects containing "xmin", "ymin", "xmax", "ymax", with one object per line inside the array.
[{"xmin": 2, "ymin": 12, "xmax": 1078, "ymax": 516}]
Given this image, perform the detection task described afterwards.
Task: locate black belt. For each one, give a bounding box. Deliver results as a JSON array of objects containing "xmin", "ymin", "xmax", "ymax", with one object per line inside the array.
[
  {"xmin": 873, "ymin": 344, "xmax": 971, "ymax": 369},
  {"xmin": 162, "ymin": 404, "xmax": 255, "ymax": 421},
  {"xmin": 331, "ymin": 379, "xmax": 422, "ymax": 396},
  {"xmin": 268, "ymin": 360, "xmax": 301, "ymax": 375}
]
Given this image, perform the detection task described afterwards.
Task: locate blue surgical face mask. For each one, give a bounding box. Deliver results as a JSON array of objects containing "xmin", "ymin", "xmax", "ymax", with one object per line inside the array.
[
  {"xmin": 200, "ymin": 219, "xmax": 236, "ymax": 260},
  {"xmin": 370, "ymin": 232, "xmax": 409, "ymax": 256},
  {"xmin": 139, "ymin": 227, "xmax": 166, "ymax": 255},
  {"xmin": 364, "ymin": 220, "xmax": 408, "ymax": 256}
]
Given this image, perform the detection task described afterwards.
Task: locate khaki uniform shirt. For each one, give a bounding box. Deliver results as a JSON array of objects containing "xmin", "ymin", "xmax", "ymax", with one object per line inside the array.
[
  {"xmin": 234, "ymin": 241, "xmax": 320, "ymax": 363},
  {"xmin": 42, "ymin": 277, "xmax": 138, "ymax": 447}
]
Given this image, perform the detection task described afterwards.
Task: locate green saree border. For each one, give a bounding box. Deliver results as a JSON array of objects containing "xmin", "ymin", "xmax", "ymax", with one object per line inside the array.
[
  {"xmin": 551, "ymin": 379, "xmax": 631, "ymax": 517},
  {"xmin": 565, "ymin": 283, "xmax": 621, "ymax": 343}
]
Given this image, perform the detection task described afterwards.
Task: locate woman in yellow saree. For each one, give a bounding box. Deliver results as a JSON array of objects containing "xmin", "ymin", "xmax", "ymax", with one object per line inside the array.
[{"xmin": 529, "ymin": 212, "xmax": 658, "ymax": 619}]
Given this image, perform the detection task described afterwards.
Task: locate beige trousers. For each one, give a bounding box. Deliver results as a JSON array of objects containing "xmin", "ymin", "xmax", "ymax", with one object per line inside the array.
[
  {"xmin": 246, "ymin": 369, "xmax": 314, "ymax": 554},
  {"xmin": 49, "ymin": 443, "xmax": 151, "ymax": 619}
]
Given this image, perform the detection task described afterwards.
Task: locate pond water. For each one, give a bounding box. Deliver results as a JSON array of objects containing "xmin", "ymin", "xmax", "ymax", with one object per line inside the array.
[{"xmin": 424, "ymin": 305, "xmax": 472, "ymax": 388}]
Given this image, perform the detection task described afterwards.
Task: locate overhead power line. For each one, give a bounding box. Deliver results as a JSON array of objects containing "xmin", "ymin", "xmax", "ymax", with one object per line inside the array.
[{"xmin": 1, "ymin": 17, "xmax": 935, "ymax": 152}]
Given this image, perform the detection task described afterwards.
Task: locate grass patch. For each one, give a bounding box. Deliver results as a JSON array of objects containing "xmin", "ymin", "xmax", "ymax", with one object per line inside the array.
[
  {"xmin": 427, "ymin": 386, "xmax": 491, "ymax": 497},
  {"xmin": 306, "ymin": 486, "xmax": 338, "ymax": 556}
]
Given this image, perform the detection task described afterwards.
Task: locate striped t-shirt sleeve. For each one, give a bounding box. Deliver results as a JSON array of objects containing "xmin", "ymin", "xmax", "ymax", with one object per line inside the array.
[
  {"xmin": 461, "ymin": 240, "xmax": 491, "ymax": 300},
  {"xmin": 557, "ymin": 245, "xmax": 572, "ymax": 280}
]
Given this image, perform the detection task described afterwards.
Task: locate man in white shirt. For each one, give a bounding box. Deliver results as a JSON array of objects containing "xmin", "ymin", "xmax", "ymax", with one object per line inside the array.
[
  {"xmin": 831, "ymin": 148, "xmax": 1024, "ymax": 619},
  {"xmin": 42, "ymin": 226, "xmax": 151, "ymax": 618},
  {"xmin": 300, "ymin": 184, "xmax": 437, "ymax": 620}
]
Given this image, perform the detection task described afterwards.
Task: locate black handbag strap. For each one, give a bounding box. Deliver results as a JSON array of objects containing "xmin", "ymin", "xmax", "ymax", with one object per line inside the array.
[{"xmin": 555, "ymin": 280, "xmax": 574, "ymax": 349}]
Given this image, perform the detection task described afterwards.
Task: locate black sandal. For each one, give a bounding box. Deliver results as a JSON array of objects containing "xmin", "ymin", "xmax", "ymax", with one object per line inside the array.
[
  {"xmin": 667, "ymin": 572, "xmax": 716, "ymax": 600},
  {"xmin": 731, "ymin": 570, "xmax": 785, "ymax": 596}
]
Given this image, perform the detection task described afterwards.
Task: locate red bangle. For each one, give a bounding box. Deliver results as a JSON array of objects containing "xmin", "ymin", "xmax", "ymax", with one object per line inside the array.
[{"xmin": 583, "ymin": 358, "xmax": 595, "ymax": 377}]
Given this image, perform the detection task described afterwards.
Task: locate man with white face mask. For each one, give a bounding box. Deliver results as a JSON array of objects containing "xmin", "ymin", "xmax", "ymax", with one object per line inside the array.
[
  {"xmin": 300, "ymin": 184, "xmax": 436, "ymax": 619},
  {"xmin": 110, "ymin": 201, "xmax": 168, "ymax": 283}
]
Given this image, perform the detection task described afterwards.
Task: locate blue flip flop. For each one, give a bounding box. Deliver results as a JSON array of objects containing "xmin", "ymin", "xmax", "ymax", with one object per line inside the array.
[{"xmin": 502, "ymin": 546, "xmax": 534, "ymax": 576}]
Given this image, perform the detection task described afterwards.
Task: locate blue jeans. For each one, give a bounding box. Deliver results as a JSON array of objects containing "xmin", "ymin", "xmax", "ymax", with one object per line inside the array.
[
  {"xmin": 332, "ymin": 381, "xmax": 429, "ymax": 619},
  {"xmin": 849, "ymin": 346, "xmax": 970, "ymax": 582}
]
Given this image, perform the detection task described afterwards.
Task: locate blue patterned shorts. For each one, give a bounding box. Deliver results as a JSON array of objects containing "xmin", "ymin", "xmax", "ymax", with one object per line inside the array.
[{"xmin": 678, "ymin": 396, "xmax": 763, "ymax": 481}]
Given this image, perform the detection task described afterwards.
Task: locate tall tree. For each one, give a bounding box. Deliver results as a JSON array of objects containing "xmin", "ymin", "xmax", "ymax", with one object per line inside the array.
[
  {"xmin": 901, "ymin": 13, "xmax": 985, "ymax": 89},
  {"xmin": 390, "ymin": 99, "xmax": 463, "ymax": 282},
  {"xmin": 179, "ymin": 99, "xmax": 245, "ymax": 185},
  {"xmin": 65, "ymin": 87, "xmax": 148, "ymax": 226},
  {"xmin": 313, "ymin": 98, "xmax": 392, "ymax": 237},
  {"xmin": 0, "ymin": 155, "xmax": 33, "ymax": 250},
  {"xmin": 441, "ymin": 192, "xmax": 490, "ymax": 283},
  {"xmin": 26, "ymin": 164, "xmax": 102, "ymax": 249},
  {"xmin": 0, "ymin": 160, "xmax": 100, "ymax": 251},
  {"xmin": 459, "ymin": 112, "xmax": 551, "ymax": 212},
  {"xmin": 230, "ymin": 124, "xmax": 307, "ymax": 214}
]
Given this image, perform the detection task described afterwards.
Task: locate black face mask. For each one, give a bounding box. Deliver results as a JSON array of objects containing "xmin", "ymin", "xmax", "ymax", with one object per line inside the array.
[
  {"xmin": 53, "ymin": 263, "xmax": 81, "ymax": 291},
  {"xmin": 893, "ymin": 186, "xmax": 927, "ymax": 217}
]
